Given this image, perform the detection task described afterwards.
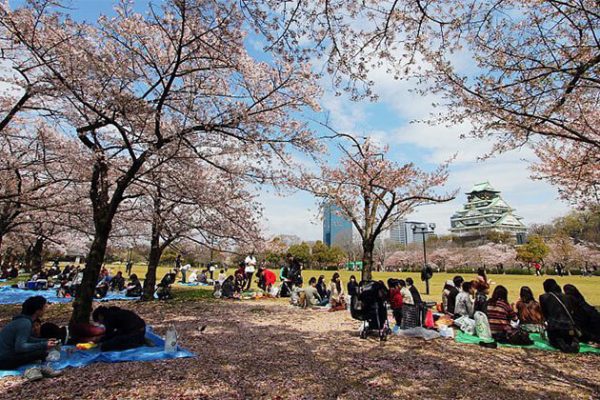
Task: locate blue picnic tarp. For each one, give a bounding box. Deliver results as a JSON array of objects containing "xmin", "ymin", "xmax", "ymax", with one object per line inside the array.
[
  {"xmin": 0, "ymin": 327, "xmax": 194, "ymax": 377},
  {"xmin": 0, "ymin": 286, "xmax": 136, "ymax": 305}
]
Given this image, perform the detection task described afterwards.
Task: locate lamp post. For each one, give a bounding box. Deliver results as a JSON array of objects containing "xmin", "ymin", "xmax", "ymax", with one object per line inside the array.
[{"xmin": 410, "ymin": 222, "xmax": 436, "ymax": 295}]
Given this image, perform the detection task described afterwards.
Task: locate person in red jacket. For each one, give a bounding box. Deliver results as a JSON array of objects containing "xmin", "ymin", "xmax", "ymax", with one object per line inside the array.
[
  {"xmin": 257, "ymin": 267, "xmax": 277, "ymax": 293},
  {"xmin": 388, "ymin": 279, "xmax": 403, "ymax": 327}
]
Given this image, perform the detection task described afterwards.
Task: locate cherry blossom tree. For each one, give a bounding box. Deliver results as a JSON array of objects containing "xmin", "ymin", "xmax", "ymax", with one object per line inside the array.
[
  {"xmin": 132, "ymin": 154, "xmax": 262, "ymax": 300},
  {"xmin": 299, "ymin": 136, "xmax": 454, "ymax": 280},
  {"xmin": 2, "ymin": 0, "xmax": 320, "ymax": 322},
  {"xmin": 244, "ymin": 1, "xmax": 600, "ymax": 206}
]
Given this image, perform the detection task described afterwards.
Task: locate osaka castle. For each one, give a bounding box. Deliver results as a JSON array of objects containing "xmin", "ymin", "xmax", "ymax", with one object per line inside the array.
[{"xmin": 449, "ymin": 181, "xmax": 527, "ymax": 240}]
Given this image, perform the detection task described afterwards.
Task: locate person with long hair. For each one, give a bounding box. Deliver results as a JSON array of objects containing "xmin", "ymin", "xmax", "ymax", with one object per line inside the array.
[
  {"xmin": 540, "ymin": 279, "xmax": 579, "ymax": 353},
  {"xmin": 486, "ymin": 285, "xmax": 518, "ymax": 341},
  {"xmin": 316, "ymin": 275, "xmax": 329, "ymax": 301},
  {"xmin": 328, "ymin": 272, "xmax": 346, "ymax": 311},
  {"xmin": 564, "ymin": 284, "xmax": 600, "ymax": 344},
  {"xmin": 515, "ymin": 286, "xmax": 544, "ymax": 333},
  {"xmin": 347, "ymin": 275, "xmax": 359, "ymax": 297}
]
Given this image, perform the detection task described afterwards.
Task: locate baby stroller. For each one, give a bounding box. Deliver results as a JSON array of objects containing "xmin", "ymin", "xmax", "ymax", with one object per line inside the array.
[{"xmin": 350, "ymin": 280, "xmax": 390, "ymax": 341}]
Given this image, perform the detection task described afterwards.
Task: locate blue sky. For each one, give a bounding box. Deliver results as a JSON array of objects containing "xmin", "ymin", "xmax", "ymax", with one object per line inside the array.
[{"xmin": 6, "ymin": 0, "xmax": 573, "ymax": 240}]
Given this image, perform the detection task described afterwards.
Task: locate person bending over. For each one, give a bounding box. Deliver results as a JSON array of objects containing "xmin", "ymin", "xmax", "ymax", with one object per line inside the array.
[
  {"xmin": 92, "ymin": 306, "xmax": 146, "ymax": 351},
  {"xmin": 0, "ymin": 296, "xmax": 60, "ymax": 376}
]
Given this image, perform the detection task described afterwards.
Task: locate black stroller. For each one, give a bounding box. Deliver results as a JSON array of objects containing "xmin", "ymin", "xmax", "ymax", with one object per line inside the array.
[{"xmin": 350, "ymin": 280, "xmax": 390, "ymax": 341}]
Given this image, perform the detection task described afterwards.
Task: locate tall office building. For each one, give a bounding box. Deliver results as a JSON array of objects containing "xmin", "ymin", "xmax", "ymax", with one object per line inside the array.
[
  {"xmin": 389, "ymin": 219, "xmax": 414, "ymax": 246},
  {"xmin": 323, "ymin": 203, "xmax": 353, "ymax": 247}
]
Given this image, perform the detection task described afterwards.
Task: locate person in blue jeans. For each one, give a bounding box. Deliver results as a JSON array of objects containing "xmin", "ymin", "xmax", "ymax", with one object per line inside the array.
[{"xmin": 0, "ymin": 296, "xmax": 60, "ymax": 376}]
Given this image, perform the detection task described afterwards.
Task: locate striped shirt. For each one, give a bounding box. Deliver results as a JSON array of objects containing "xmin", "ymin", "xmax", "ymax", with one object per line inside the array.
[{"xmin": 486, "ymin": 300, "xmax": 517, "ymax": 334}]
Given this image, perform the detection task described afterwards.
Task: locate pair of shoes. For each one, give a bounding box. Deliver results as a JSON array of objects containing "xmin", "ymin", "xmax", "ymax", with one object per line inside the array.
[
  {"xmin": 41, "ymin": 365, "xmax": 62, "ymax": 378},
  {"xmin": 478, "ymin": 341, "xmax": 498, "ymax": 349},
  {"xmin": 24, "ymin": 367, "xmax": 43, "ymax": 381}
]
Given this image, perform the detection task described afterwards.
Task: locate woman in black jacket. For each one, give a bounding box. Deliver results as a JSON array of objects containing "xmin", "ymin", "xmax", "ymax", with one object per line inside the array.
[
  {"xmin": 539, "ymin": 279, "xmax": 579, "ymax": 353},
  {"xmin": 564, "ymin": 284, "xmax": 600, "ymax": 344}
]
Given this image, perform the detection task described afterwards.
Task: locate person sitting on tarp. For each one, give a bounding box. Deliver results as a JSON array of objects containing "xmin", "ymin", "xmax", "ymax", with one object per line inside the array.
[
  {"xmin": 156, "ymin": 271, "xmax": 176, "ymax": 300},
  {"xmin": 110, "ymin": 271, "xmax": 125, "ymax": 292},
  {"xmin": 95, "ymin": 280, "xmax": 109, "ymax": 299},
  {"xmin": 257, "ymin": 267, "xmax": 277, "ymax": 293},
  {"xmin": 0, "ymin": 296, "xmax": 60, "ymax": 376},
  {"xmin": 92, "ymin": 306, "xmax": 146, "ymax": 351},
  {"xmin": 540, "ymin": 279, "xmax": 579, "ymax": 353},
  {"xmin": 221, "ymin": 276, "xmax": 237, "ymax": 299},
  {"xmin": 125, "ymin": 274, "xmax": 142, "ymax": 297},
  {"xmin": 564, "ymin": 284, "xmax": 600, "ymax": 344},
  {"xmin": 303, "ymin": 277, "xmax": 327, "ymax": 308}
]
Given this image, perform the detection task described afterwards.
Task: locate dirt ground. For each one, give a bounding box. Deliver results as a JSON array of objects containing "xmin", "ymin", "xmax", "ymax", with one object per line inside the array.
[{"xmin": 1, "ymin": 298, "xmax": 599, "ymax": 400}]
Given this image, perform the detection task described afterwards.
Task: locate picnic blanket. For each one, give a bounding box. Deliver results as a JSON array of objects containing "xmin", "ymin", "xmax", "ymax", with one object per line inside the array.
[
  {"xmin": 455, "ymin": 330, "xmax": 600, "ymax": 354},
  {"xmin": 0, "ymin": 286, "xmax": 136, "ymax": 305},
  {"xmin": 0, "ymin": 327, "xmax": 194, "ymax": 377},
  {"xmin": 177, "ymin": 282, "xmax": 212, "ymax": 287}
]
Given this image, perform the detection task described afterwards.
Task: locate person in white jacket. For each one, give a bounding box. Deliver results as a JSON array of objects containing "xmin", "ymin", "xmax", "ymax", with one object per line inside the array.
[{"xmin": 243, "ymin": 253, "xmax": 257, "ymax": 290}]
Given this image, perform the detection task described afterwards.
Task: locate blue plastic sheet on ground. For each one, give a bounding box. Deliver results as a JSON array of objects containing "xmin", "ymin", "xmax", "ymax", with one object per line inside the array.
[
  {"xmin": 176, "ymin": 282, "xmax": 212, "ymax": 287},
  {"xmin": 0, "ymin": 327, "xmax": 194, "ymax": 377},
  {"xmin": 0, "ymin": 286, "xmax": 136, "ymax": 305}
]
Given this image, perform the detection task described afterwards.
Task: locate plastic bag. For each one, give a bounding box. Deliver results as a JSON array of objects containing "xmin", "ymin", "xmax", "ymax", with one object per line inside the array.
[
  {"xmin": 396, "ymin": 327, "xmax": 440, "ymax": 341},
  {"xmin": 454, "ymin": 315, "xmax": 476, "ymax": 335},
  {"xmin": 439, "ymin": 325, "xmax": 455, "ymax": 339},
  {"xmin": 270, "ymin": 285, "xmax": 279, "ymax": 297},
  {"xmin": 474, "ymin": 311, "xmax": 493, "ymax": 341},
  {"xmin": 424, "ymin": 310, "xmax": 435, "ymax": 329}
]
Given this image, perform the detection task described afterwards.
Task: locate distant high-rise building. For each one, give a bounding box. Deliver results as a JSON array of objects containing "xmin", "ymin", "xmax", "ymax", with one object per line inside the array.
[
  {"xmin": 323, "ymin": 203, "xmax": 353, "ymax": 247},
  {"xmin": 389, "ymin": 219, "xmax": 414, "ymax": 246},
  {"xmin": 450, "ymin": 181, "xmax": 527, "ymax": 240}
]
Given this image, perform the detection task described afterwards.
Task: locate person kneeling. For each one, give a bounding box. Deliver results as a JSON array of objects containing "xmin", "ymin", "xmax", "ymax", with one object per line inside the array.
[
  {"xmin": 0, "ymin": 296, "xmax": 60, "ymax": 379},
  {"xmin": 92, "ymin": 306, "xmax": 146, "ymax": 351}
]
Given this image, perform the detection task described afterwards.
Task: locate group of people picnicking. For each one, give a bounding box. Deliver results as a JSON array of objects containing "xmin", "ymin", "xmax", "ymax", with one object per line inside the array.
[
  {"xmin": 0, "ymin": 295, "xmax": 147, "ymax": 380},
  {"xmin": 217, "ymin": 253, "xmax": 302, "ymax": 299},
  {"xmin": 414, "ymin": 268, "xmax": 598, "ymax": 352},
  {"xmin": 10, "ymin": 262, "xmax": 144, "ymax": 300}
]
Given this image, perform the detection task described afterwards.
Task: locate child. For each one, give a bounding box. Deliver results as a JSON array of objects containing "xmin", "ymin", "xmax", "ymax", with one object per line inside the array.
[{"xmin": 388, "ymin": 279, "xmax": 403, "ymax": 326}]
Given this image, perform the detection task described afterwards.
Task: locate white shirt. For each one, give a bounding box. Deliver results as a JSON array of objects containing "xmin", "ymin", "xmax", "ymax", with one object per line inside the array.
[{"xmin": 244, "ymin": 256, "xmax": 256, "ymax": 273}]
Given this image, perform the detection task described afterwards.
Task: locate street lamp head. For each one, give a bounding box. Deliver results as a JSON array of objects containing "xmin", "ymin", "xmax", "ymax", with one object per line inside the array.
[{"xmin": 429, "ymin": 223, "xmax": 436, "ymax": 231}]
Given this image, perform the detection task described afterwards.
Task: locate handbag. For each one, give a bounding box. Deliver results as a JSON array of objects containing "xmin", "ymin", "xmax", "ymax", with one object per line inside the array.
[{"xmin": 550, "ymin": 293, "xmax": 581, "ymax": 338}]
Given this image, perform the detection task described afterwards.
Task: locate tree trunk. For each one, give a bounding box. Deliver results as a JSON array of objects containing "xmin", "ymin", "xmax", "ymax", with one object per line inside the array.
[
  {"xmin": 142, "ymin": 221, "xmax": 163, "ymax": 301},
  {"xmin": 31, "ymin": 237, "xmax": 45, "ymax": 272},
  {"xmin": 361, "ymin": 239, "xmax": 375, "ymax": 281},
  {"xmin": 71, "ymin": 225, "xmax": 111, "ymax": 323}
]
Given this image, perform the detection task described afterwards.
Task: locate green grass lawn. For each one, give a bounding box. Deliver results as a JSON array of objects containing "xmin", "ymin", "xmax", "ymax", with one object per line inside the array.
[{"xmin": 6, "ymin": 261, "xmax": 599, "ymax": 307}]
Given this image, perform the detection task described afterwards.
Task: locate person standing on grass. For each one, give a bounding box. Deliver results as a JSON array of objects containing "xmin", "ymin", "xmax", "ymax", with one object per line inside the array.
[
  {"xmin": 244, "ymin": 252, "xmax": 257, "ymax": 291},
  {"xmin": 125, "ymin": 260, "xmax": 133, "ymax": 276},
  {"xmin": 0, "ymin": 296, "xmax": 61, "ymax": 380}
]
